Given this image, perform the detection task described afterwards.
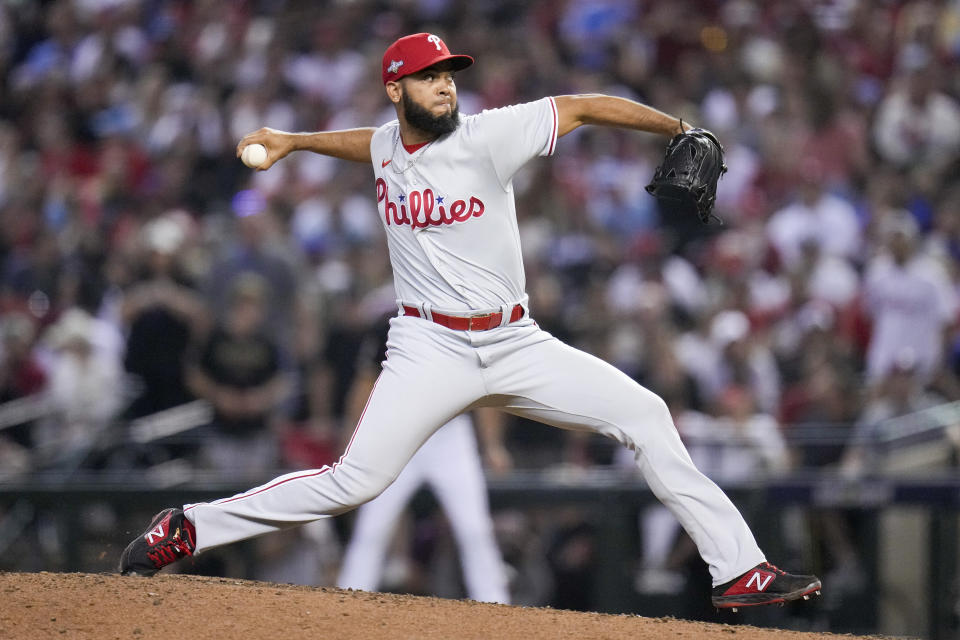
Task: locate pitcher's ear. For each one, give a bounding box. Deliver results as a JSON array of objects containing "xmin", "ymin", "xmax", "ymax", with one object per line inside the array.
[{"xmin": 385, "ymin": 81, "xmax": 402, "ymax": 104}]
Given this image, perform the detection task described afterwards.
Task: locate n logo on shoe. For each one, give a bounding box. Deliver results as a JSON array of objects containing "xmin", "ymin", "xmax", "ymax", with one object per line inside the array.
[
  {"xmin": 145, "ymin": 524, "xmax": 165, "ymax": 545},
  {"xmin": 746, "ymin": 571, "xmax": 774, "ymax": 592}
]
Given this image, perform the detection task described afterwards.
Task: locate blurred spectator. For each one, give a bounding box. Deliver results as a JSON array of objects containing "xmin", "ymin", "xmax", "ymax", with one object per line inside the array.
[
  {"xmin": 0, "ymin": 312, "xmax": 47, "ymax": 475},
  {"xmin": 0, "ymin": 313, "xmax": 47, "ymax": 449},
  {"xmin": 36, "ymin": 307, "xmax": 123, "ymax": 467},
  {"xmin": 843, "ymin": 347, "xmax": 949, "ymax": 476},
  {"xmin": 204, "ymin": 206, "xmax": 299, "ymax": 353},
  {"xmin": 677, "ymin": 308, "xmax": 781, "ymax": 415},
  {"xmin": 187, "ymin": 272, "xmax": 289, "ymax": 476},
  {"xmin": 121, "ymin": 214, "xmax": 208, "ymax": 421},
  {"xmin": 872, "ymin": 44, "xmax": 960, "ymax": 174},
  {"xmin": 925, "ymin": 184, "xmax": 960, "ymax": 265},
  {"xmin": 641, "ymin": 327, "xmax": 703, "ymax": 413},
  {"xmin": 796, "ymin": 84, "xmax": 870, "ymax": 193},
  {"xmin": 606, "ymin": 231, "xmax": 708, "ymax": 320},
  {"xmin": 863, "ymin": 212, "xmax": 958, "ymax": 384},
  {"xmin": 795, "ymin": 240, "xmax": 861, "ymax": 311},
  {"xmin": 277, "ymin": 289, "xmax": 341, "ymax": 471},
  {"xmin": 314, "ymin": 292, "xmax": 369, "ymax": 429},
  {"xmin": 282, "ymin": 19, "xmax": 365, "ymax": 111},
  {"xmin": 685, "ymin": 385, "xmax": 790, "ymax": 481},
  {"xmin": 766, "ymin": 158, "xmax": 862, "ymax": 269}
]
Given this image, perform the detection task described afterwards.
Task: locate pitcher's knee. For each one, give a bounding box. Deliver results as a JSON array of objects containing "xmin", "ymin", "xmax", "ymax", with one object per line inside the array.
[
  {"xmin": 327, "ymin": 467, "xmax": 394, "ymax": 508},
  {"xmin": 351, "ymin": 485, "xmax": 385, "ymax": 506},
  {"xmin": 348, "ymin": 478, "xmax": 393, "ymax": 506},
  {"xmin": 625, "ymin": 390, "xmax": 673, "ymax": 428},
  {"xmin": 649, "ymin": 394, "xmax": 673, "ymax": 425},
  {"xmin": 615, "ymin": 392, "xmax": 675, "ymax": 448}
]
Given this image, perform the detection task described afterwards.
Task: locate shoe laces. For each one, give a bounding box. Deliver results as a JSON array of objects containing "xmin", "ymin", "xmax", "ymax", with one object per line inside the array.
[
  {"xmin": 760, "ymin": 562, "xmax": 786, "ymax": 576},
  {"xmin": 145, "ymin": 526, "xmax": 195, "ymax": 568}
]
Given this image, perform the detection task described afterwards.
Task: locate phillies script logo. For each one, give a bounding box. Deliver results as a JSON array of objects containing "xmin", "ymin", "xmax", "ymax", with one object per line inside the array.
[{"xmin": 376, "ymin": 178, "xmax": 485, "ymax": 228}]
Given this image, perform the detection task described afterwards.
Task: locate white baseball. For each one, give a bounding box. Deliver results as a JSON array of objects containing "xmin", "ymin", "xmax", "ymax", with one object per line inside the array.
[{"xmin": 241, "ymin": 143, "xmax": 268, "ymax": 168}]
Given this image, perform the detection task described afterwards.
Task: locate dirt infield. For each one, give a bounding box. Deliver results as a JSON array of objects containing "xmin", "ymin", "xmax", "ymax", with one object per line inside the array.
[{"xmin": 0, "ymin": 571, "xmax": 888, "ymax": 640}]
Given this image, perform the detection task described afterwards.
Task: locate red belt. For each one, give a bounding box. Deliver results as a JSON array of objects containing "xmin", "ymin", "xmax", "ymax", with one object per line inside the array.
[{"xmin": 402, "ymin": 304, "xmax": 525, "ymax": 331}]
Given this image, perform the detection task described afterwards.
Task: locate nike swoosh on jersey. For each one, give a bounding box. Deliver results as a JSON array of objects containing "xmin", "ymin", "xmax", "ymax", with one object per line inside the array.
[{"xmin": 382, "ymin": 159, "xmax": 392, "ymax": 168}]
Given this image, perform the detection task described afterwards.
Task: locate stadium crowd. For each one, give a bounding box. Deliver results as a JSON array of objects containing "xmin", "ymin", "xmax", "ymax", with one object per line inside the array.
[{"xmin": 1, "ymin": 0, "xmax": 960, "ymax": 619}]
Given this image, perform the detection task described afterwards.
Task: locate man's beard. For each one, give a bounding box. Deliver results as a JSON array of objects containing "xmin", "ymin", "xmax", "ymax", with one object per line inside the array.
[{"xmin": 401, "ymin": 91, "xmax": 460, "ymax": 137}]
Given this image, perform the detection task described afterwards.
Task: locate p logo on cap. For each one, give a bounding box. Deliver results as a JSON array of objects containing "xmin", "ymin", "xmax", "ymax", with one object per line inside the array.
[{"xmin": 381, "ymin": 33, "xmax": 474, "ymax": 84}]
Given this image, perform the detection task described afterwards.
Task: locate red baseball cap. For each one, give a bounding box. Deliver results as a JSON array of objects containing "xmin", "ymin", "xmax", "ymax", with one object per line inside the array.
[{"xmin": 381, "ymin": 33, "xmax": 473, "ymax": 84}]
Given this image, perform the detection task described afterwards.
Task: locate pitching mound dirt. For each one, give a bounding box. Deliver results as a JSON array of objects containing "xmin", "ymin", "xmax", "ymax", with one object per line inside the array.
[{"xmin": 0, "ymin": 571, "xmax": 887, "ymax": 639}]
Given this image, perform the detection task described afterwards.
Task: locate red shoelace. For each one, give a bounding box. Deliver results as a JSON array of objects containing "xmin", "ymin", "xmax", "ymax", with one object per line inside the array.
[
  {"xmin": 760, "ymin": 562, "xmax": 786, "ymax": 575},
  {"xmin": 145, "ymin": 526, "xmax": 195, "ymax": 568}
]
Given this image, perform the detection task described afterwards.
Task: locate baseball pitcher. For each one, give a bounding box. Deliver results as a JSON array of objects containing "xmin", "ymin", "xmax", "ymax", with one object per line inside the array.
[{"xmin": 120, "ymin": 33, "xmax": 821, "ymax": 611}]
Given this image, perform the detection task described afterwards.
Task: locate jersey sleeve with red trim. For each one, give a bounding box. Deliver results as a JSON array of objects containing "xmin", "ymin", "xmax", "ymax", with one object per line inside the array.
[{"xmin": 473, "ymin": 97, "xmax": 558, "ymax": 189}]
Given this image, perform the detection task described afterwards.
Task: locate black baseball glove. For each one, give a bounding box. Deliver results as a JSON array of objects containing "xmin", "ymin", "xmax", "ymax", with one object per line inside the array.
[{"xmin": 645, "ymin": 127, "xmax": 727, "ymax": 224}]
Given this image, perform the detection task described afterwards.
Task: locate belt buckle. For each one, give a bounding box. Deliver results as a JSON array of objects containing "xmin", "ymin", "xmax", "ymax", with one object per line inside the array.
[{"xmin": 467, "ymin": 313, "xmax": 488, "ymax": 331}]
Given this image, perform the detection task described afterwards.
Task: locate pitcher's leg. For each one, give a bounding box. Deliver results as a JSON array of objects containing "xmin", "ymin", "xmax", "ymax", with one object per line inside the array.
[
  {"xmin": 490, "ymin": 335, "xmax": 765, "ymax": 584},
  {"xmin": 185, "ymin": 320, "xmax": 486, "ymax": 553}
]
